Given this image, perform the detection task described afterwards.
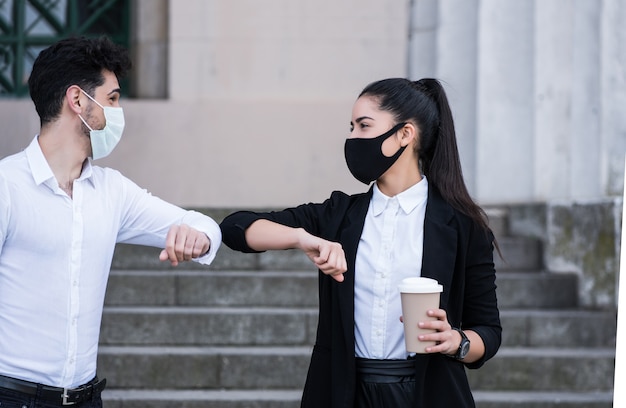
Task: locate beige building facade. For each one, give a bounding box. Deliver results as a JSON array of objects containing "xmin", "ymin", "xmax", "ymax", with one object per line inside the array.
[{"xmin": 2, "ymin": 0, "xmax": 625, "ymax": 209}]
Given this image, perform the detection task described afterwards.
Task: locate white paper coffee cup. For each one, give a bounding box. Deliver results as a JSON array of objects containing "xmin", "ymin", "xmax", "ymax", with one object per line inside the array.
[{"xmin": 398, "ymin": 277, "xmax": 443, "ymax": 353}]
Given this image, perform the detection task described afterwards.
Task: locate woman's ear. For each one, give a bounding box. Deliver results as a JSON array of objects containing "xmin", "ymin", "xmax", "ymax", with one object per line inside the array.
[
  {"xmin": 399, "ymin": 123, "xmax": 418, "ymax": 147},
  {"xmin": 65, "ymin": 85, "xmax": 83, "ymax": 114}
]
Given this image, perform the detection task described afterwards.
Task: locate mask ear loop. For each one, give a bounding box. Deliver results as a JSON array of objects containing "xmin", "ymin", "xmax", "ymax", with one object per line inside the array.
[
  {"xmin": 78, "ymin": 114, "xmax": 94, "ymax": 131},
  {"xmin": 77, "ymin": 88, "xmax": 105, "ymax": 131},
  {"xmin": 79, "ymin": 88, "xmax": 105, "ymax": 109}
]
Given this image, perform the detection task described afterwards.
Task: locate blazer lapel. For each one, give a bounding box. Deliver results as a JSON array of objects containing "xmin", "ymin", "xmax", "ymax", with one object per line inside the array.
[
  {"xmin": 337, "ymin": 189, "xmax": 372, "ymax": 350},
  {"xmin": 421, "ymin": 186, "xmax": 457, "ymax": 308}
]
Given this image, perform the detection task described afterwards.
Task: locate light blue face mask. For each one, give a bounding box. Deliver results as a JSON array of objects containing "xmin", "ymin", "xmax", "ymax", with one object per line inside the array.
[{"xmin": 78, "ymin": 89, "xmax": 125, "ymax": 160}]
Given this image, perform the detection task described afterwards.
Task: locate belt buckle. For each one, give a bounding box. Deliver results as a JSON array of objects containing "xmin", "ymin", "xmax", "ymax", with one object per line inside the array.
[{"xmin": 62, "ymin": 388, "xmax": 77, "ymax": 406}]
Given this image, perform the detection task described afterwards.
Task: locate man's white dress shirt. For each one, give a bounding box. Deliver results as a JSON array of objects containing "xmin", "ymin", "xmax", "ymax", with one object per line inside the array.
[
  {"xmin": 0, "ymin": 136, "xmax": 221, "ymax": 388},
  {"xmin": 354, "ymin": 177, "xmax": 428, "ymax": 360}
]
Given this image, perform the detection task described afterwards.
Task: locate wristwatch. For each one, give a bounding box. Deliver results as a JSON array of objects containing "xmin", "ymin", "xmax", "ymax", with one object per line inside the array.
[{"xmin": 450, "ymin": 328, "xmax": 470, "ymax": 360}]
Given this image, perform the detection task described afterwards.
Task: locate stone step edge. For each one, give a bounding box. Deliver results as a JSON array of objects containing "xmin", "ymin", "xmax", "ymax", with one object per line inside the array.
[
  {"xmin": 103, "ymin": 306, "xmax": 318, "ymax": 313},
  {"xmin": 471, "ymin": 390, "xmax": 614, "ymax": 403},
  {"xmin": 98, "ymin": 345, "xmax": 615, "ymax": 357},
  {"xmin": 109, "ymin": 270, "xmax": 316, "ymax": 276},
  {"xmin": 101, "ymin": 306, "xmax": 613, "ymax": 316},
  {"xmin": 108, "ymin": 269, "xmax": 550, "ymax": 276},
  {"xmin": 102, "ymin": 389, "xmax": 301, "ymax": 401},
  {"xmin": 101, "ymin": 389, "xmax": 613, "ymax": 403}
]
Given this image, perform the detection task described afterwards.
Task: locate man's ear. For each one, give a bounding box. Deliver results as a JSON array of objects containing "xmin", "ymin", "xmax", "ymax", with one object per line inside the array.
[
  {"xmin": 399, "ymin": 123, "xmax": 418, "ymax": 147},
  {"xmin": 66, "ymin": 85, "xmax": 83, "ymax": 114}
]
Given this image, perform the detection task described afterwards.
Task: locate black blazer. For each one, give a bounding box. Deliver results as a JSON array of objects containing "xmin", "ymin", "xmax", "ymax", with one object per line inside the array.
[{"xmin": 220, "ymin": 185, "xmax": 501, "ymax": 408}]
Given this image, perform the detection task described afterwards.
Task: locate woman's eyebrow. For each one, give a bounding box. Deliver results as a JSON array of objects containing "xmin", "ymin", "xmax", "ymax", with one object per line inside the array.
[{"xmin": 354, "ymin": 116, "xmax": 374, "ymax": 124}]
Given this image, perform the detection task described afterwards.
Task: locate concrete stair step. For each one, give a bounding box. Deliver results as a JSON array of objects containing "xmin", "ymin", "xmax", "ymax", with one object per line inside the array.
[
  {"xmin": 105, "ymin": 269, "xmax": 575, "ymax": 309},
  {"xmin": 493, "ymin": 236, "xmax": 542, "ymax": 271},
  {"xmin": 484, "ymin": 207, "xmax": 509, "ymax": 238},
  {"xmin": 101, "ymin": 389, "xmax": 614, "ymax": 408},
  {"xmin": 97, "ymin": 346, "xmax": 310, "ymax": 390},
  {"xmin": 467, "ymin": 347, "xmax": 615, "ymax": 392},
  {"xmin": 500, "ymin": 309, "xmax": 616, "ymax": 348},
  {"xmin": 105, "ymin": 270, "xmax": 319, "ymax": 307},
  {"xmin": 100, "ymin": 307, "xmax": 317, "ymax": 346},
  {"xmin": 96, "ymin": 346, "xmax": 614, "ymax": 392},
  {"xmin": 472, "ymin": 391, "xmax": 613, "ymax": 408},
  {"xmin": 496, "ymin": 272, "xmax": 577, "ymax": 309},
  {"xmin": 99, "ymin": 307, "xmax": 616, "ymax": 348},
  {"xmin": 102, "ymin": 389, "xmax": 301, "ymax": 408}
]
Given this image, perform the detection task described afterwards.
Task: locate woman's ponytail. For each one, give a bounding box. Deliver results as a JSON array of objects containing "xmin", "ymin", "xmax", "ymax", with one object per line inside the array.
[{"xmin": 414, "ymin": 79, "xmax": 489, "ymax": 232}]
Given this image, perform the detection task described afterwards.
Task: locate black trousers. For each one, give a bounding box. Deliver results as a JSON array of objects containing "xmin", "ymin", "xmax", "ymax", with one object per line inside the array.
[{"xmin": 355, "ymin": 358, "xmax": 417, "ymax": 408}]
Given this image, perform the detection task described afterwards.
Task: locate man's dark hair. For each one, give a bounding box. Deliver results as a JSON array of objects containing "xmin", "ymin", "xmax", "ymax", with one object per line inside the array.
[{"xmin": 28, "ymin": 36, "xmax": 132, "ymax": 125}]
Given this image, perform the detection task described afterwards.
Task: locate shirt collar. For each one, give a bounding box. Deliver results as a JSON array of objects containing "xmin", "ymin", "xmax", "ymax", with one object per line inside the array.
[
  {"xmin": 25, "ymin": 135, "xmax": 95, "ymax": 188},
  {"xmin": 371, "ymin": 176, "xmax": 429, "ymax": 216}
]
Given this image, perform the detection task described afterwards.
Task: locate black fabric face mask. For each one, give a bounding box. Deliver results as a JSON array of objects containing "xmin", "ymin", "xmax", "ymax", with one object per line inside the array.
[{"xmin": 344, "ymin": 122, "xmax": 407, "ymax": 184}]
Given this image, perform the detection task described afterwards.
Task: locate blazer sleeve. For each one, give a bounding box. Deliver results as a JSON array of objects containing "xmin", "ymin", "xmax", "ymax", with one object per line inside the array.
[
  {"xmin": 462, "ymin": 221, "xmax": 502, "ymax": 369},
  {"xmin": 219, "ymin": 190, "xmax": 353, "ymax": 253}
]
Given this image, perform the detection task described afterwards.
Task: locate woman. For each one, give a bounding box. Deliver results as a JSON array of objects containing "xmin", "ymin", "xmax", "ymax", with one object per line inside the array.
[{"xmin": 220, "ymin": 78, "xmax": 501, "ymax": 407}]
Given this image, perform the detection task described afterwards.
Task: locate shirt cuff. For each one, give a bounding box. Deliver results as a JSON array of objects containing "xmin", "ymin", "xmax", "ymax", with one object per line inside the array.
[{"xmin": 182, "ymin": 210, "xmax": 222, "ymax": 265}]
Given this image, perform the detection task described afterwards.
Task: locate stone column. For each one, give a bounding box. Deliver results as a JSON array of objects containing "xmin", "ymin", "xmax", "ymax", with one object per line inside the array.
[
  {"xmin": 601, "ymin": 0, "xmax": 626, "ymax": 196},
  {"xmin": 476, "ymin": 0, "xmax": 535, "ymax": 203},
  {"xmin": 130, "ymin": 0, "xmax": 168, "ymax": 98},
  {"xmin": 436, "ymin": 0, "xmax": 479, "ymax": 196},
  {"xmin": 570, "ymin": 0, "xmax": 602, "ymax": 199},
  {"xmin": 533, "ymin": 0, "xmax": 574, "ymax": 199},
  {"xmin": 407, "ymin": 0, "xmax": 438, "ymax": 79}
]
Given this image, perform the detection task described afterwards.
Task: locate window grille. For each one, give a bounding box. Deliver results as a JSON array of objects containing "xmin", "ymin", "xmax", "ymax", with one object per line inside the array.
[{"xmin": 0, "ymin": 0, "xmax": 130, "ymax": 97}]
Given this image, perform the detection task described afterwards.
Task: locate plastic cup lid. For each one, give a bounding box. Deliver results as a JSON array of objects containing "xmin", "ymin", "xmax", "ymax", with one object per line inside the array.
[{"xmin": 398, "ymin": 277, "xmax": 443, "ymax": 293}]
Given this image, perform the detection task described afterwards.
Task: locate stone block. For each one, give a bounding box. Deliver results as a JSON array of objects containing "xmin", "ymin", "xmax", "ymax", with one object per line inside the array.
[
  {"xmin": 508, "ymin": 203, "xmax": 548, "ymax": 239},
  {"xmin": 97, "ymin": 346, "xmax": 311, "ymax": 390},
  {"xmin": 97, "ymin": 347, "xmax": 220, "ymax": 389},
  {"xmin": 472, "ymin": 391, "xmax": 613, "ymax": 408},
  {"xmin": 105, "ymin": 272, "xmax": 176, "ymax": 306},
  {"xmin": 494, "ymin": 237, "xmax": 542, "ymax": 271},
  {"xmin": 500, "ymin": 310, "xmax": 616, "ymax": 348},
  {"xmin": 103, "ymin": 390, "xmax": 301, "ymax": 408},
  {"xmin": 100, "ymin": 308, "xmax": 316, "ymax": 346},
  {"xmin": 546, "ymin": 199, "xmax": 621, "ymax": 308},
  {"xmin": 176, "ymin": 271, "xmax": 318, "ymax": 307},
  {"xmin": 467, "ymin": 348, "xmax": 615, "ymax": 391},
  {"xmin": 496, "ymin": 272, "xmax": 577, "ymax": 309}
]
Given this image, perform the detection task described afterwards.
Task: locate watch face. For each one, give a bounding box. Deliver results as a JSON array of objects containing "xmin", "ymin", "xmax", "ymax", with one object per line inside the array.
[{"xmin": 459, "ymin": 340, "xmax": 470, "ymax": 358}]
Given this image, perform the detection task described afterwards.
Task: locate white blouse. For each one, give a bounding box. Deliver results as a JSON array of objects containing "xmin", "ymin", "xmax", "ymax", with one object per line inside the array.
[{"xmin": 354, "ymin": 177, "xmax": 428, "ymax": 360}]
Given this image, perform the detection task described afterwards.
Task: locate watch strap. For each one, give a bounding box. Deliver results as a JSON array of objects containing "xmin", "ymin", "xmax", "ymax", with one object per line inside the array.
[{"xmin": 451, "ymin": 327, "xmax": 470, "ymax": 360}]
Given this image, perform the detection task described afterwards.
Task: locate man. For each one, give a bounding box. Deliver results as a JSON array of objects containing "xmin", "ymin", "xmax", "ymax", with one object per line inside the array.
[{"xmin": 0, "ymin": 36, "xmax": 221, "ymax": 407}]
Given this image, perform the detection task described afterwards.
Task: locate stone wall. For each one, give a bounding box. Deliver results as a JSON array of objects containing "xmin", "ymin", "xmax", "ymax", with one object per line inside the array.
[{"xmin": 508, "ymin": 199, "xmax": 622, "ymax": 308}]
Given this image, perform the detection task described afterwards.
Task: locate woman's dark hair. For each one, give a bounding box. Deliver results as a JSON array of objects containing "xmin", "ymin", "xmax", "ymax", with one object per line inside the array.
[
  {"xmin": 28, "ymin": 36, "xmax": 132, "ymax": 126},
  {"xmin": 359, "ymin": 78, "xmax": 490, "ymax": 233}
]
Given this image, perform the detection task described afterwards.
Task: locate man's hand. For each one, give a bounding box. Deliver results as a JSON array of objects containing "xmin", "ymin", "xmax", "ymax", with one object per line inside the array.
[{"xmin": 159, "ymin": 223, "xmax": 210, "ymax": 266}]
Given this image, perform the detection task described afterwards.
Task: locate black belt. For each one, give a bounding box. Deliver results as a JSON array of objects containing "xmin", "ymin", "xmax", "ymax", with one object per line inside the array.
[
  {"xmin": 356, "ymin": 358, "xmax": 417, "ymax": 378},
  {"xmin": 0, "ymin": 374, "xmax": 106, "ymax": 406}
]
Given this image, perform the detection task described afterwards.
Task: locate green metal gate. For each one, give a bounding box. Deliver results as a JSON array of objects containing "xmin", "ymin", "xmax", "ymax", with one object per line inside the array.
[{"xmin": 0, "ymin": 0, "xmax": 130, "ymax": 97}]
